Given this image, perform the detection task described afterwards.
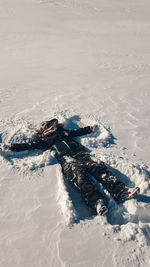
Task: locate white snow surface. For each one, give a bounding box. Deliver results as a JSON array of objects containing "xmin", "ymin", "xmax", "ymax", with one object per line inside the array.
[{"xmin": 0, "ymin": 0, "xmax": 150, "ymax": 266}]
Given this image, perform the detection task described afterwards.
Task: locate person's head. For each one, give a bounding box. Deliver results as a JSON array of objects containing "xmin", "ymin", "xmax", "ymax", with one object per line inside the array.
[{"xmin": 35, "ymin": 118, "xmax": 64, "ymax": 138}]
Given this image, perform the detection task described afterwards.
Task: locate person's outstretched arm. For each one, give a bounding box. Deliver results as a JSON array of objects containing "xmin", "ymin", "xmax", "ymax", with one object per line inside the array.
[
  {"xmin": 65, "ymin": 125, "xmax": 98, "ymax": 138},
  {"xmin": 10, "ymin": 139, "xmax": 48, "ymax": 152}
]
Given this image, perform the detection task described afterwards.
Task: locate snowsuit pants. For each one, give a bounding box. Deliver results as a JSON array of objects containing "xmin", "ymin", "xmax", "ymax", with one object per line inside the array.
[{"xmin": 59, "ymin": 152, "xmax": 125, "ymax": 210}]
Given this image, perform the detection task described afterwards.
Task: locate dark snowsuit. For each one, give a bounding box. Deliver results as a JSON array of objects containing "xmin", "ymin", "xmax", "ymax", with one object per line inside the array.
[{"xmin": 10, "ymin": 126, "xmax": 125, "ymax": 210}]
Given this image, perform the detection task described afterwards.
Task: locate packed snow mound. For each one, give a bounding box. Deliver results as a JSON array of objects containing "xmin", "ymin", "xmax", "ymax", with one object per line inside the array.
[
  {"xmin": 56, "ymin": 166, "xmax": 78, "ymax": 225},
  {"xmin": 0, "ymin": 118, "xmax": 49, "ymax": 175}
]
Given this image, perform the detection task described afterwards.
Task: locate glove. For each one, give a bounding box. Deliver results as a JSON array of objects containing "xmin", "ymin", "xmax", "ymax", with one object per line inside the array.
[
  {"xmin": 0, "ymin": 144, "xmax": 10, "ymax": 151},
  {"xmin": 91, "ymin": 125, "xmax": 99, "ymax": 132}
]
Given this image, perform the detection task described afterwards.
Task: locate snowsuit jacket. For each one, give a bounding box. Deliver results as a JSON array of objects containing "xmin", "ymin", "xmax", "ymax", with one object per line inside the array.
[
  {"xmin": 10, "ymin": 125, "xmax": 126, "ymax": 208},
  {"xmin": 10, "ymin": 126, "xmax": 93, "ymax": 159}
]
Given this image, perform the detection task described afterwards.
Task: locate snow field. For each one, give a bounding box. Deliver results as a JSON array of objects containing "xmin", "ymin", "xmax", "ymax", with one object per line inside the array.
[{"xmin": 0, "ymin": 0, "xmax": 150, "ymax": 266}]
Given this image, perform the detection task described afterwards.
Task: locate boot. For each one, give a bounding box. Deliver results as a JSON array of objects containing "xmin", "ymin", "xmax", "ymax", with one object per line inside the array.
[
  {"xmin": 95, "ymin": 199, "xmax": 108, "ymax": 216},
  {"xmin": 116, "ymin": 186, "xmax": 140, "ymax": 203}
]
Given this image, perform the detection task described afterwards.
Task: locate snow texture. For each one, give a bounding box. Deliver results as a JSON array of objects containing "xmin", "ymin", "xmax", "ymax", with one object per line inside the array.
[{"xmin": 0, "ymin": 0, "xmax": 150, "ymax": 266}]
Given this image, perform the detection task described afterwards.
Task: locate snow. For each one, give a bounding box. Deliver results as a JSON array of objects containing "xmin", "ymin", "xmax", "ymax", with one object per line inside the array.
[{"xmin": 0, "ymin": 0, "xmax": 150, "ymax": 266}]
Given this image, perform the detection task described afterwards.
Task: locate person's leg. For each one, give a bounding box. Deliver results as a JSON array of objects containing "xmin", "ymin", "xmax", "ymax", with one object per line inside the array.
[
  {"xmin": 59, "ymin": 156, "xmax": 107, "ymax": 212},
  {"xmin": 74, "ymin": 152, "xmax": 126, "ymax": 201}
]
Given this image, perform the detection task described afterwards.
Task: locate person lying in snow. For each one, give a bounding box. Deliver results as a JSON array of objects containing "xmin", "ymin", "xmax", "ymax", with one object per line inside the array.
[{"xmin": 10, "ymin": 118, "xmax": 140, "ymax": 216}]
